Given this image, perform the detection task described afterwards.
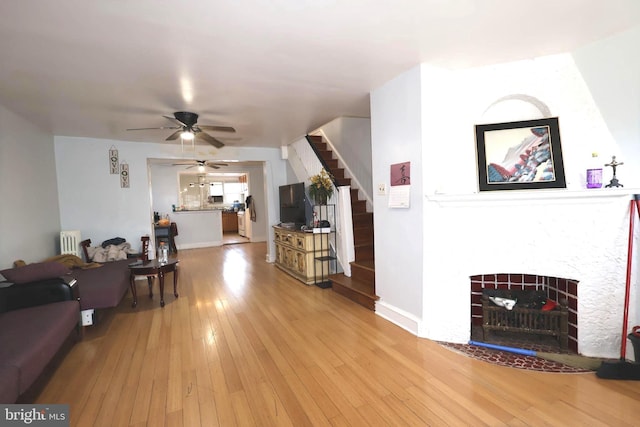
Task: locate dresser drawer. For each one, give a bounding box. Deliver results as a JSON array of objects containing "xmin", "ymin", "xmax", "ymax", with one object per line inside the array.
[{"xmin": 294, "ymin": 235, "xmax": 306, "ymax": 250}]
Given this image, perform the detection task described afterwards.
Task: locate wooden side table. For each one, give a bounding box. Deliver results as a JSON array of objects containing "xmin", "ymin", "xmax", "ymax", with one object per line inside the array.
[{"xmin": 128, "ymin": 258, "xmax": 179, "ymax": 307}]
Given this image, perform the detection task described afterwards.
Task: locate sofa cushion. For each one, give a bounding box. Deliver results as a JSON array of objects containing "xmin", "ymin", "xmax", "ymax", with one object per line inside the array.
[
  {"xmin": 0, "ymin": 363, "xmax": 20, "ymax": 404},
  {"xmin": 70, "ymin": 259, "xmax": 130, "ymax": 310},
  {"xmin": 0, "ymin": 300, "xmax": 79, "ymax": 394},
  {"xmin": 0, "ymin": 262, "xmax": 70, "ymax": 284}
]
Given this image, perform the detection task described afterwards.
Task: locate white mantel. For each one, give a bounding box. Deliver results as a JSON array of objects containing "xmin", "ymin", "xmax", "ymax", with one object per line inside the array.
[{"xmin": 419, "ymin": 188, "xmax": 640, "ymax": 358}]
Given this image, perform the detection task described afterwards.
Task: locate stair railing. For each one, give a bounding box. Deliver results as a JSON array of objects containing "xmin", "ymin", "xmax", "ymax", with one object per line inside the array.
[{"xmin": 335, "ymin": 185, "xmax": 355, "ymax": 276}]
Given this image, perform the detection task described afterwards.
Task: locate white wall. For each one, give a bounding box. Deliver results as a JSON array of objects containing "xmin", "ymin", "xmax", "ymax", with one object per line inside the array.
[
  {"xmin": 316, "ymin": 117, "xmax": 373, "ymax": 199},
  {"xmin": 0, "ymin": 105, "xmax": 61, "ymax": 268},
  {"xmin": 370, "ymin": 66, "xmax": 425, "ymax": 330},
  {"xmin": 55, "ymin": 136, "xmax": 286, "ymax": 256},
  {"xmin": 573, "ymin": 25, "xmax": 640, "ymax": 185}
]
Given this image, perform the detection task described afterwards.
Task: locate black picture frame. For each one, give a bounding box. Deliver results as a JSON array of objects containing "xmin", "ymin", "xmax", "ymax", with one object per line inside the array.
[{"xmin": 475, "ymin": 117, "xmax": 566, "ymax": 192}]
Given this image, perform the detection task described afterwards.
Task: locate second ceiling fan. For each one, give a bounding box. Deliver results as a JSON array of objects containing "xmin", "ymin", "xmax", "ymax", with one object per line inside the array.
[
  {"xmin": 127, "ymin": 111, "xmax": 235, "ymax": 148},
  {"xmin": 172, "ymin": 159, "xmax": 228, "ymax": 170}
]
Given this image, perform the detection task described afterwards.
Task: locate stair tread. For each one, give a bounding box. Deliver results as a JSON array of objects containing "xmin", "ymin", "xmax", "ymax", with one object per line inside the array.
[
  {"xmin": 354, "ymin": 241, "xmax": 374, "ymax": 248},
  {"xmin": 352, "ymin": 259, "xmax": 375, "ymax": 270},
  {"xmin": 329, "ymin": 274, "xmax": 378, "ymax": 298}
]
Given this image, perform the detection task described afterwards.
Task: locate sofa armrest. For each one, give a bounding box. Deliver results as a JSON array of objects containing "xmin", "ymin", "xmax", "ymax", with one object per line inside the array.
[{"xmin": 0, "ymin": 277, "xmax": 79, "ymax": 313}]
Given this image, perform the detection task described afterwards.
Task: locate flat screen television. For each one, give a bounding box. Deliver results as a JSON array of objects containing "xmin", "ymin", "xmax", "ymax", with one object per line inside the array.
[{"xmin": 279, "ymin": 182, "xmax": 309, "ymax": 228}]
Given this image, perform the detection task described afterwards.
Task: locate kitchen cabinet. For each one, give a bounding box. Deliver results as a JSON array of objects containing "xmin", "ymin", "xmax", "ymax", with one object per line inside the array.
[{"xmin": 222, "ymin": 211, "xmax": 238, "ymax": 232}]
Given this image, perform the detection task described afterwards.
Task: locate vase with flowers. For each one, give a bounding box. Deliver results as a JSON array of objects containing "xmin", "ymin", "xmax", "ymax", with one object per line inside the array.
[{"xmin": 308, "ymin": 168, "xmax": 334, "ymax": 205}]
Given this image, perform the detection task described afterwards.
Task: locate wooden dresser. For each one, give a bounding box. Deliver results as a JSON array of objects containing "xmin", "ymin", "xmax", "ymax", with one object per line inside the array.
[{"xmin": 273, "ymin": 226, "xmax": 328, "ymax": 285}]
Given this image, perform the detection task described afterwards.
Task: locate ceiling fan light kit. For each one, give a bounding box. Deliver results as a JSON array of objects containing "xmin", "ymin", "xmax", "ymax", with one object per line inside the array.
[{"xmin": 181, "ymin": 131, "xmax": 195, "ymax": 141}]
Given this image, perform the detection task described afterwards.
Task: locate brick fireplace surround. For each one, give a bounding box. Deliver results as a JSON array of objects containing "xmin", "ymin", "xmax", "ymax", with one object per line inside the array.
[{"xmin": 471, "ymin": 273, "xmax": 578, "ymax": 353}]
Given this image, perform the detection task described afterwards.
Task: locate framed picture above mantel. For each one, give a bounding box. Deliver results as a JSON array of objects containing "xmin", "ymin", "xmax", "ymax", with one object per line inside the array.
[{"xmin": 475, "ymin": 117, "xmax": 566, "ymax": 192}]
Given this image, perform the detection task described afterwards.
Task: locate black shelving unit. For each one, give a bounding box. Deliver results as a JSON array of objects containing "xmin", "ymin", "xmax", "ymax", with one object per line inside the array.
[{"xmin": 312, "ymin": 204, "xmax": 336, "ymax": 288}]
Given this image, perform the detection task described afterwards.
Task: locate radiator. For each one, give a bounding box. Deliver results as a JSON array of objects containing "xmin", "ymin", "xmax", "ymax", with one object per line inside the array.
[{"xmin": 60, "ymin": 230, "xmax": 82, "ymax": 257}]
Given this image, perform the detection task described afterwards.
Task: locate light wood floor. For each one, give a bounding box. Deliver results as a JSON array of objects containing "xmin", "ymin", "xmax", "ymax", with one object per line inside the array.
[
  {"xmin": 222, "ymin": 231, "xmax": 250, "ymax": 245},
  {"xmin": 36, "ymin": 243, "xmax": 639, "ymax": 426}
]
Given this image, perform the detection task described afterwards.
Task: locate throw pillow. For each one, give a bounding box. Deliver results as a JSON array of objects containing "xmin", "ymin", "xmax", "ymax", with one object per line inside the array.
[{"xmin": 0, "ymin": 262, "xmax": 70, "ymax": 284}]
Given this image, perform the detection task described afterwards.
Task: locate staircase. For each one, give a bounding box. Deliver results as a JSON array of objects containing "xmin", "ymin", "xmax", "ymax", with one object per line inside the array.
[{"xmin": 306, "ymin": 135, "xmax": 378, "ymax": 310}]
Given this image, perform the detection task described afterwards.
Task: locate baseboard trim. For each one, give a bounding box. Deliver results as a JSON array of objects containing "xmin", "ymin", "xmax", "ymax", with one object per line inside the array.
[
  {"xmin": 177, "ymin": 241, "xmax": 223, "ymax": 250},
  {"xmin": 375, "ymin": 300, "xmax": 421, "ymax": 336}
]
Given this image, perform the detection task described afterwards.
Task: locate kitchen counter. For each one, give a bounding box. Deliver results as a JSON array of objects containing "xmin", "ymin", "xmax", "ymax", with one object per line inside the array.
[
  {"xmin": 168, "ymin": 209, "xmax": 223, "ymax": 249},
  {"xmin": 173, "ymin": 207, "xmax": 226, "ymax": 212}
]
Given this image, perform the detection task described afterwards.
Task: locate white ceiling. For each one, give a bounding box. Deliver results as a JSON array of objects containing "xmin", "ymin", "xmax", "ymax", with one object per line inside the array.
[{"xmin": 1, "ymin": 0, "xmax": 639, "ymax": 149}]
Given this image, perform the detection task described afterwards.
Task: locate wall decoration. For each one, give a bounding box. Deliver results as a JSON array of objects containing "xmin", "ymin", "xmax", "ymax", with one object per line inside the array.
[
  {"xmin": 389, "ymin": 161, "xmax": 410, "ymax": 208},
  {"xmin": 109, "ymin": 146, "xmax": 119, "ymax": 174},
  {"xmin": 390, "ymin": 161, "xmax": 411, "ymax": 186},
  {"xmin": 120, "ymin": 162, "xmax": 129, "ymax": 188},
  {"xmin": 475, "ymin": 117, "xmax": 566, "ymax": 191},
  {"xmin": 604, "ymin": 155, "xmax": 624, "ymax": 188}
]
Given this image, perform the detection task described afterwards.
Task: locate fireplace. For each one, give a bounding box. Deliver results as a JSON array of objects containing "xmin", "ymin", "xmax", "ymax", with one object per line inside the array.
[
  {"xmin": 471, "ymin": 273, "xmax": 578, "ymax": 352},
  {"xmin": 403, "ymin": 191, "xmax": 639, "ymax": 359}
]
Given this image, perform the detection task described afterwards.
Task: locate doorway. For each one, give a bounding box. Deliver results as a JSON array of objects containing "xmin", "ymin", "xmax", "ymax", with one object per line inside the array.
[
  {"xmin": 222, "ymin": 209, "xmax": 250, "ymax": 245},
  {"xmin": 148, "ymin": 158, "xmax": 267, "ymax": 252}
]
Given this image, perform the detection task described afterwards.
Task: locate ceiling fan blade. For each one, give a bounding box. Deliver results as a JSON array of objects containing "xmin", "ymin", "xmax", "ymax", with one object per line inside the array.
[
  {"xmin": 197, "ymin": 131, "xmax": 225, "ymax": 148},
  {"xmin": 166, "ymin": 130, "xmax": 182, "ymax": 141},
  {"xmin": 197, "ymin": 125, "xmax": 236, "ymax": 133},
  {"xmin": 206, "ymin": 162, "xmax": 228, "ymax": 168},
  {"xmin": 126, "ymin": 126, "xmax": 180, "ymax": 131}
]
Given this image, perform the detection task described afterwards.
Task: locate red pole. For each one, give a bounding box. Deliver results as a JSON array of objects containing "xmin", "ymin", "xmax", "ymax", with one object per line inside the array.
[{"xmin": 621, "ymin": 199, "xmax": 636, "ymax": 359}]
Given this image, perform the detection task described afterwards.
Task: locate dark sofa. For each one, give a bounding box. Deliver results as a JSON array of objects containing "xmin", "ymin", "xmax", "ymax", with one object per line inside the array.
[
  {"xmin": 0, "ymin": 236, "xmax": 149, "ymax": 402},
  {"xmin": 73, "ymin": 237, "xmax": 149, "ymax": 315},
  {"xmin": 0, "ymin": 277, "xmax": 81, "ymax": 403}
]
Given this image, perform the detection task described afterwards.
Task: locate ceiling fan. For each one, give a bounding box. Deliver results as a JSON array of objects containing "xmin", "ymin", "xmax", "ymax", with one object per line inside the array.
[
  {"xmin": 172, "ymin": 159, "xmax": 228, "ymax": 170},
  {"xmin": 127, "ymin": 111, "xmax": 235, "ymax": 148}
]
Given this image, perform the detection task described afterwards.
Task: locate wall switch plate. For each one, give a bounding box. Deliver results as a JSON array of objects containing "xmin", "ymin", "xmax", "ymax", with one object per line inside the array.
[{"xmin": 377, "ymin": 183, "xmax": 386, "ymax": 195}]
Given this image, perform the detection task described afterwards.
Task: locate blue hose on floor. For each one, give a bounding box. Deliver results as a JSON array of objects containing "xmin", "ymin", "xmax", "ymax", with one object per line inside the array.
[{"xmin": 468, "ymin": 340, "xmax": 537, "ymax": 356}]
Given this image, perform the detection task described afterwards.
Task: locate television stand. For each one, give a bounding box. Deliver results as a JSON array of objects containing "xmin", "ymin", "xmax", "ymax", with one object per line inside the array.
[{"xmin": 273, "ymin": 226, "xmax": 329, "ymax": 285}]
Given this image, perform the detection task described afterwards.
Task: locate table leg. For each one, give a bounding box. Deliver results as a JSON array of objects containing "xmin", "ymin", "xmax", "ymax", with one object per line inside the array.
[
  {"xmin": 159, "ymin": 270, "xmax": 165, "ymax": 307},
  {"xmin": 129, "ymin": 272, "xmax": 138, "ymax": 308},
  {"xmin": 147, "ymin": 276, "xmax": 154, "ymax": 298},
  {"xmin": 173, "ymin": 266, "xmax": 179, "ymax": 298}
]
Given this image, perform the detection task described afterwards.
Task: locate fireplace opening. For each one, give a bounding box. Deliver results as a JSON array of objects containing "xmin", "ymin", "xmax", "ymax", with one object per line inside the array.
[{"xmin": 470, "ymin": 274, "xmax": 578, "ymax": 353}]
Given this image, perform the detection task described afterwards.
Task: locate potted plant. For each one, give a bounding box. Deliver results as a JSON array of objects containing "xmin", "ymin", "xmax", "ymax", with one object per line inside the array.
[{"xmin": 308, "ymin": 168, "xmax": 334, "ymax": 205}]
